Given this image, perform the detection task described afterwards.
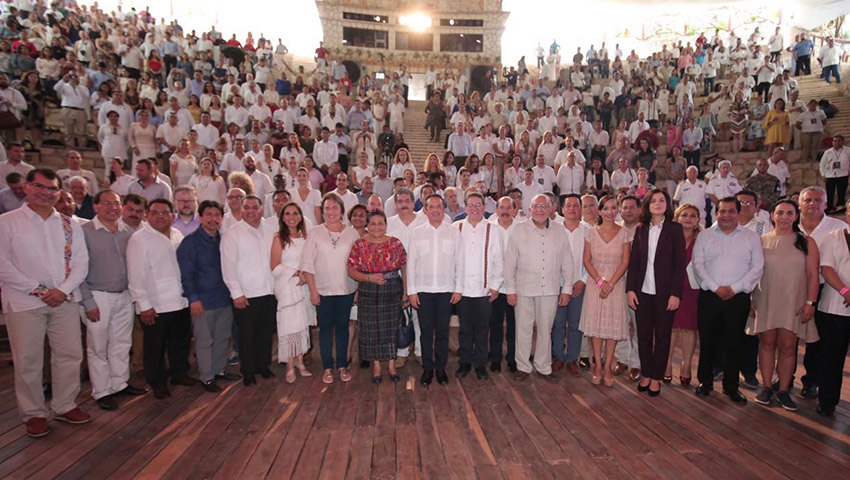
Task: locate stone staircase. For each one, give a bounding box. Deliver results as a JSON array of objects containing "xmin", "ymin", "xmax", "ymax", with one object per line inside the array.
[{"xmin": 402, "ymin": 100, "xmax": 440, "ymax": 170}]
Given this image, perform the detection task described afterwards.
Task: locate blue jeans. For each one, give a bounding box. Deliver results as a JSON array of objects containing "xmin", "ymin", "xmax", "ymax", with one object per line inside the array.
[
  {"xmin": 316, "ymin": 293, "xmax": 354, "ymax": 369},
  {"xmin": 552, "ymin": 290, "xmax": 584, "ymax": 363},
  {"xmin": 823, "ymin": 65, "xmax": 841, "ymax": 84}
]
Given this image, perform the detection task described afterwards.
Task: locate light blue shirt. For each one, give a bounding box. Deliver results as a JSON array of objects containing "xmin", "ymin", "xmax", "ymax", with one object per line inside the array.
[
  {"xmin": 692, "ymin": 224, "xmax": 764, "ymax": 294},
  {"xmin": 448, "ymin": 133, "xmax": 472, "ymax": 157}
]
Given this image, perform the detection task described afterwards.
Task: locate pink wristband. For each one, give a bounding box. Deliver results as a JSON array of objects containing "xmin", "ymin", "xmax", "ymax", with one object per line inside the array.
[
  {"xmin": 597, "ymin": 277, "xmax": 606, "ymax": 288},
  {"xmin": 840, "ymin": 287, "xmax": 850, "ymax": 296}
]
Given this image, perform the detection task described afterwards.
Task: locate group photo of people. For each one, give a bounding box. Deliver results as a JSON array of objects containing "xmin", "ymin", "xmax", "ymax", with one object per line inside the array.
[{"xmin": 0, "ymin": 2, "xmax": 848, "ymax": 463}]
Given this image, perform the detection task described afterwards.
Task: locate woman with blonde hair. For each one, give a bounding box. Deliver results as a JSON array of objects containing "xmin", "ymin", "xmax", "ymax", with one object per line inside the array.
[
  {"xmin": 189, "ymin": 157, "xmax": 227, "ymax": 204},
  {"xmin": 390, "ymin": 147, "xmax": 416, "ymax": 180},
  {"xmin": 664, "ymin": 204, "xmax": 701, "ymax": 385}
]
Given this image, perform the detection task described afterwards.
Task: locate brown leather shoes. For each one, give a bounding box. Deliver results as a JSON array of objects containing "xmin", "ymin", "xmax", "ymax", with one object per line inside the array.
[
  {"xmin": 25, "ymin": 417, "xmax": 49, "ymax": 437},
  {"xmin": 55, "ymin": 408, "xmax": 91, "ymax": 424},
  {"xmin": 552, "ymin": 359, "xmax": 565, "ymax": 373},
  {"xmin": 613, "ymin": 362, "xmax": 629, "ymax": 376},
  {"xmin": 566, "ymin": 361, "xmax": 581, "ymax": 377},
  {"xmin": 629, "ymin": 368, "xmax": 642, "ymax": 382}
]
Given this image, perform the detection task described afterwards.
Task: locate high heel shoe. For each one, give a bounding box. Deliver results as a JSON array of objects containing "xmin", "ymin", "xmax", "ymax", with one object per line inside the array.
[
  {"xmin": 679, "ymin": 376, "xmax": 691, "ymax": 386},
  {"xmin": 648, "ymin": 381, "xmax": 661, "ymax": 397},
  {"xmin": 662, "ymin": 375, "xmax": 673, "ymax": 384},
  {"xmin": 591, "ymin": 374, "xmax": 602, "ymax": 385},
  {"xmin": 637, "ymin": 382, "xmax": 650, "ymax": 393},
  {"xmin": 285, "ymin": 369, "xmax": 296, "ymax": 384},
  {"xmin": 389, "ymin": 372, "xmax": 400, "ymax": 382}
]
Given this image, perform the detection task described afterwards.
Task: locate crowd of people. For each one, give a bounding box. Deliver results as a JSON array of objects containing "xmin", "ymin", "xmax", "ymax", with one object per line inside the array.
[{"xmin": 0, "ymin": 1, "xmax": 848, "ymax": 442}]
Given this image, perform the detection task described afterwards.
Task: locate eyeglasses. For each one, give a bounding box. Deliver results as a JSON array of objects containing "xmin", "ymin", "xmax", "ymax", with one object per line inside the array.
[
  {"xmin": 226, "ymin": 195, "xmax": 245, "ymax": 200},
  {"xmin": 28, "ymin": 182, "xmax": 60, "ymax": 193}
]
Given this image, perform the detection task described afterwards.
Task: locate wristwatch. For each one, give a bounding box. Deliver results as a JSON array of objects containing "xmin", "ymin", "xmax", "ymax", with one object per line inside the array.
[{"xmin": 805, "ymin": 300, "xmax": 816, "ymax": 307}]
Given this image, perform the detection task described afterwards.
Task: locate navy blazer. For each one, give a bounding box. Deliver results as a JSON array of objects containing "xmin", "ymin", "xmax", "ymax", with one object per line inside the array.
[{"xmin": 626, "ymin": 220, "xmax": 686, "ymax": 299}]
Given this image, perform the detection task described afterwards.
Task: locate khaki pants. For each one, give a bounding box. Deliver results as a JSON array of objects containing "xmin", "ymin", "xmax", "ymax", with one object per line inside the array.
[
  {"xmin": 6, "ymin": 302, "xmax": 82, "ymax": 421},
  {"xmin": 62, "ymin": 107, "xmax": 88, "ymax": 148},
  {"xmin": 800, "ymin": 131, "xmax": 821, "ymax": 163},
  {"xmin": 515, "ymin": 295, "xmax": 558, "ymax": 375}
]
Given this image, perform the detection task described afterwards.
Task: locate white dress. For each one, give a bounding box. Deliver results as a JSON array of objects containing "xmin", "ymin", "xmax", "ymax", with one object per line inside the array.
[
  {"xmin": 294, "ymin": 188, "xmax": 322, "ymax": 226},
  {"xmin": 188, "ymin": 174, "xmax": 227, "ymax": 204},
  {"xmin": 272, "ymin": 237, "xmax": 314, "ymax": 360}
]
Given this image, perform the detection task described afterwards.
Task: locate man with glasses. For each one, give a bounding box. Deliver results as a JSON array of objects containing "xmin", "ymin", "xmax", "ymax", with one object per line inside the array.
[
  {"xmin": 505, "ymin": 194, "xmax": 574, "ymax": 382},
  {"xmin": 172, "ymin": 186, "xmax": 200, "ymax": 235},
  {"xmin": 80, "ymin": 190, "xmax": 148, "ymax": 411},
  {"xmin": 0, "ymin": 168, "xmax": 91, "ymax": 437}
]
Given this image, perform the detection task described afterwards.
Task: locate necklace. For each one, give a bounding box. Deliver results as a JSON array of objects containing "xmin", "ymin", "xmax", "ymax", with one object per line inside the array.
[{"xmin": 327, "ymin": 226, "xmax": 343, "ymax": 249}]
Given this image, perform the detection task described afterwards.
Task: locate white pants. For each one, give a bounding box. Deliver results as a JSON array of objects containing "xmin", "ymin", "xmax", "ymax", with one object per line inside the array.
[
  {"xmin": 390, "ymin": 117, "xmax": 404, "ymax": 135},
  {"xmin": 615, "ymin": 308, "xmax": 640, "ymax": 368},
  {"xmin": 397, "ymin": 308, "xmax": 421, "ymax": 358},
  {"xmin": 83, "ymin": 291, "xmax": 134, "ymax": 400},
  {"xmin": 5, "ymin": 302, "xmax": 82, "ymax": 421},
  {"xmin": 515, "ymin": 295, "xmax": 558, "ymax": 375}
]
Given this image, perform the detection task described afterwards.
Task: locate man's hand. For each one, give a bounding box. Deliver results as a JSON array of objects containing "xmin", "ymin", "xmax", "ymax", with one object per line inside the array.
[
  {"xmin": 715, "ymin": 286, "xmax": 735, "ymax": 300},
  {"xmin": 85, "ymin": 307, "xmax": 100, "ymax": 322},
  {"xmin": 40, "ymin": 289, "xmax": 67, "ymax": 308},
  {"xmin": 190, "ymin": 300, "xmax": 205, "ymax": 319},
  {"xmin": 140, "ymin": 308, "xmax": 158, "ymax": 325},
  {"xmin": 450, "ymin": 292, "xmax": 462, "ymax": 304},
  {"xmin": 572, "ymin": 281, "xmax": 585, "ymax": 298},
  {"xmin": 558, "ymin": 293, "xmax": 571, "ymax": 307},
  {"xmin": 233, "ymin": 296, "xmax": 249, "ymax": 309},
  {"xmin": 507, "ymin": 294, "xmax": 518, "ymax": 307},
  {"xmin": 488, "ymin": 289, "xmax": 499, "ymax": 303}
]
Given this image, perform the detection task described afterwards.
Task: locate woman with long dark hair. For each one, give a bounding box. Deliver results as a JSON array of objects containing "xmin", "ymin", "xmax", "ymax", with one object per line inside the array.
[
  {"xmin": 271, "ymin": 202, "xmax": 313, "ymax": 384},
  {"xmin": 752, "ymin": 200, "xmax": 819, "ymax": 411},
  {"xmin": 626, "ymin": 190, "xmax": 686, "ymax": 396}
]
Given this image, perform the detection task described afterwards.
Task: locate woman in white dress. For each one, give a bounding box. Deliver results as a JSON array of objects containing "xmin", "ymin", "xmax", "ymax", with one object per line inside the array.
[
  {"xmin": 107, "ymin": 158, "xmax": 135, "ymax": 196},
  {"xmin": 170, "ymin": 138, "xmax": 198, "ymax": 186},
  {"xmin": 293, "ymin": 167, "xmax": 322, "ymax": 226},
  {"xmin": 270, "ymin": 202, "xmax": 314, "ymax": 384},
  {"xmin": 189, "ymin": 157, "xmax": 227, "ymax": 204},
  {"xmin": 128, "ymin": 109, "xmax": 158, "ymax": 171}
]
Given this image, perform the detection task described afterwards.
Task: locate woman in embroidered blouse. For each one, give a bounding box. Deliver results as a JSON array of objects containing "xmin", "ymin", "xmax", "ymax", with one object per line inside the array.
[
  {"xmin": 347, "ymin": 210, "xmax": 407, "ymax": 383},
  {"xmin": 300, "ymin": 193, "xmax": 361, "ymax": 384}
]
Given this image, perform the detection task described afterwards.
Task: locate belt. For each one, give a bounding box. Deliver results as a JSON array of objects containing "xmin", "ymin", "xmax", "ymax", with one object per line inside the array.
[
  {"xmin": 381, "ymin": 271, "xmax": 401, "ymax": 279},
  {"xmin": 94, "ymin": 289, "xmax": 128, "ymax": 294},
  {"xmin": 64, "ymin": 106, "xmax": 83, "ymax": 111}
]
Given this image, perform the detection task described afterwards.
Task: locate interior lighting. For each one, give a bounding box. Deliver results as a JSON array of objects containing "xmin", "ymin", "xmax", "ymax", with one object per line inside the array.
[{"xmin": 399, "ymin": 13, "xmax": 432, "ymax": 31}]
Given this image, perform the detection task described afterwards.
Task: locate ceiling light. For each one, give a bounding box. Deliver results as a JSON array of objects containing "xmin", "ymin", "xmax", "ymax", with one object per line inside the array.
[{"xmin": 399, "ymin": 13, "xmax": 432, "ymax": 31}]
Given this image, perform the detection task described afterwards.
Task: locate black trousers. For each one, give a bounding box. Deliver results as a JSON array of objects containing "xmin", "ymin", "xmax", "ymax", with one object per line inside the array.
[
  {"xmin": 697, "ymin": 291, "xmax": 750, "ymax": 392},
  {"xmin": 402, "ymin": 84, "xmax": 409, "ymax": 107},
  {"xmin": 795, "ymin": 55, "xmax": 811, "ymax": 76},
  {"xmin": 489, "ymin": 293, "xmax": 516, "ymax": 365},
  {"xmin": 457, "ymin": 296, "xmax": 492, "ymax": 368},
  {"xmin": 338, "ymin": 154, "xmax": 349, "ymax": 176},
  {"xmin": 635, "ymin": 293, "xmax": 676, "ymax": 380},
  {"xmin": 418, "ymin": 292, "xmax": 452, "ymax": 371},
  {"xmin": 142, "ymin": 308, "xmax": 191, "ymax": 387},
  {"xmin": 684, "ymin": 150, "xmax": 701, "ymax": 170},
  {"xmin": 164, "ymin": 55, "xmax": 177, "ymax": 76},
  {"xmin": 740, "ymin": 332, "xmax": 759, "ymax": 378},
  {"xmin": 816, "ymin": 312, "xmax": 850, "ymax": 410},
  {"xmin": 233, "ymin": 295, "xmax": 276, "ymax": 377},
  {"xmin": 824, "ymin": 176, "xmax": 848, "ymax": 211}
]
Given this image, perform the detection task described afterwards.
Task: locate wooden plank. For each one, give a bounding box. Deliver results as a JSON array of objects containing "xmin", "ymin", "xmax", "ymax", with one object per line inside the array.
[
  {"xmin": 395, "ymin": 424, "xmax": 421, "ymax": 480},
  {"xmin": 318, "ymin": 429, "xmax": 352, "ymax": 480},
  {"xmin": 413, "ymin": 385, "xmax": 450, "ymax": 479},
  {"xmin": 264, "ymin": 378, "xmax": 327, "ymax": 479},
  {"xmin": 291, "ymin": 429, "xmax": 330, "ymax": 480},
  {"xmin": 370, "ymin": 380, "xmax": 397, "ymax": 479},
  {"xmin": 344, "ymin": 425, "xmax": 374, "ymax": 480}
]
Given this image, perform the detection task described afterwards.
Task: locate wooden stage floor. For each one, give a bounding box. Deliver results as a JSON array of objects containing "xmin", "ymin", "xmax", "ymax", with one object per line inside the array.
[{"xmin": 0, "ymin": 329, "xmax": 848, "ymax": 479}]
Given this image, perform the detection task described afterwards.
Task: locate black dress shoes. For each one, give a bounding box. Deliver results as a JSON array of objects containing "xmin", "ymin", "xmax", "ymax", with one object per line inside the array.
[
  {"xmin": 153, "ymin": 385, "xmax": 171, "ymax": 399},
  {"xmin": 475, "ymin": 367, "xmax": 489, "ymax": 380},
  {"xmin": 507, "ymin": 363, "xmax": 518, "ymax": 373},
  {"xmin": 202, "ymin": 380, "xmax": 222, "ymax": 393},
  {"xmin": 724, "ymin": 389, "xmax": 748, "ymax": 404},
  {"xmin": 694, "ymin": 383, "xmax": 712, "ymax": 397},
  {"xmin": 215, "ymin": 372, "xmax": 242, "ymax": 382},
  {"xmin": 420, "ymin": 370, "xmax": 434, "ymax": 386},
  {"xmin": 456, "ymin": 363, "xmax": 472, "ymax": 378},
  {"xmin": 436, "ymin": 370, "xmax": 449, "ymax": 384},
  {"xmin": 97, "ymin": 395, "xmax": 118, "ymax": 410},
  {"xmin": 490, "ymin": 362, "xmax": 501, "ymax": 373},
  {"xmin": 817, "ymin": 405, "xmax": 835, "ymax": 417},
  {"xmin": 116, "ymin": 385, "xmax": 148, "ymax": 396},
  {"xmin": 259, "ymin": 368, "xmax": 275, "ymax": 379},
  {"xmin": 243, "ymin": 374, "xmax": 257, "ymax": 386}
]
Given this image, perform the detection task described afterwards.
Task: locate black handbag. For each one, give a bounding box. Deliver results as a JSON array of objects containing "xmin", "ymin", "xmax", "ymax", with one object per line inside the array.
[{"xmin": 396, "ymin": 306, "xmax": 415, "ymax": 349}]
